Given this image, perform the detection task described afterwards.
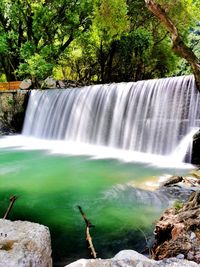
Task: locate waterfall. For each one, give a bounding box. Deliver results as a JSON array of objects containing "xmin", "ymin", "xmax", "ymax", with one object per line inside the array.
[{"xmin": 22, "ymin": 75, "xmax": 200, "ymax": 157}]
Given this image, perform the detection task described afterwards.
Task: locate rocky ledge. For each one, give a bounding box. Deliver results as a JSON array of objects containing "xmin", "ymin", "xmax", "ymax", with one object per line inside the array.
[
  {"xmin": 0, "ymin": 219, "xmax": 52, "ymax": 267},
  {"xmin": 152, "ymin": 190, "xmax": 200, "ymax": 263}
]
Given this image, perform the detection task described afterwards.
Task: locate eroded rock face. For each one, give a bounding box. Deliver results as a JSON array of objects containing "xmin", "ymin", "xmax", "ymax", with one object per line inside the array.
[
  {"xmin": 65, "ymin": 250, "xmax": 199, "ymax": 267},
  {"xmin": 152, "ymin": 190, "xmax": 200, "ymax": 264},
  {"xmin": 0, "ymin": 219, "xmax": 52, "ymax": 267}
]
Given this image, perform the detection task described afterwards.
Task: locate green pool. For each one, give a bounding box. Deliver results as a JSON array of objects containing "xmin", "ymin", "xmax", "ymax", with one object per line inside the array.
[{"xmin": 0, "ymin": 139, "xmax": 193, "ymax": 266}]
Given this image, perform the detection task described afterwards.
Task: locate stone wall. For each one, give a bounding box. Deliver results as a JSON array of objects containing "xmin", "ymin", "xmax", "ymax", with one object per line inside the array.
[{"xmin": 0, "ymin": 90, "xmax": 29, "ymax": 133}]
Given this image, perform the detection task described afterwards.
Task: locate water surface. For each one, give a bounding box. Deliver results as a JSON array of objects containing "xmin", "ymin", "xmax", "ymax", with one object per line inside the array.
[{"xmin": 0, "ymin": 137, "xmax": 193, "ymax": 266}]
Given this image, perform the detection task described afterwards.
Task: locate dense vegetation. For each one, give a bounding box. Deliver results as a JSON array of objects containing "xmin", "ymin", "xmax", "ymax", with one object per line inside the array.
[{"xmin": 0, "ymin": 0, "xmax": 199, "ymax": 84}]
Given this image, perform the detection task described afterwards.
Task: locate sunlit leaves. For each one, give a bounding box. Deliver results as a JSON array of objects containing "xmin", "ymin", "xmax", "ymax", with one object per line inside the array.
[
  {"xmin": 0, "ymin": 0, "xmax": 97, "ymax": 80},
  {"xmin": 95, "ymin": 0, "xmax": 129, "ymax": 40},
  {"xmin": 156, "ymin": 0, "xmax": 200, "ymax": 35},
  {"xmin": 17, "ymin": 54, "xmax": 54, "ymax": 79}
]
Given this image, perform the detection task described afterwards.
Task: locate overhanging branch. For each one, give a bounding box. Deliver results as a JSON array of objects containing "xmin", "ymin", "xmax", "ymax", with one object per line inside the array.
[{"xmin": 144, "ymin": 0, "xmax": 200, "ymax": 90}]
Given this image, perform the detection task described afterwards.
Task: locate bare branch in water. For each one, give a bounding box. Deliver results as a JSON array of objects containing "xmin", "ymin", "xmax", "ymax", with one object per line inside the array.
[
  {"xmin": 78, "ymin": 205, "xmax": 97, "ymax": 258},
  {"xmin": 3, "ymin": 196, "xmax": 17, "ymax": 219}
]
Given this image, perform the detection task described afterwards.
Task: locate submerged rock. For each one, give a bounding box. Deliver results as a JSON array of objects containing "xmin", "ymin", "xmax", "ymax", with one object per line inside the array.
[
  {"xmin": 157, "ymin": 175, "xmax": 200, "ymax": 202},
  {"xmin": 65, "ymin": 249, "xmax": 199, "ymax": 267},
  {"xmin": 162, "ymin": 176, "xmax": 183, "ymax": 186},
  {"xmin": 0, "ymin": 219, "xmax": 52, "ymax": 267}
]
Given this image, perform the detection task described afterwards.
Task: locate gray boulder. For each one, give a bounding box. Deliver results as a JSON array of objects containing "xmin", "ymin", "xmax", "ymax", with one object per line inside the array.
[
  {"xmin": 42, "ymin": 77, "xmax": 57, "ymax": 89},
  {"xmin": 19, "ymin": 79, "xmax": 32, "ymax": 90},
  {"xmin": 0, "ymin": 219, "xmax": 52, "ymax": 267},
  {"xmin": 65, "ymin": 250, "xmax": 199, "ymax": 267}
]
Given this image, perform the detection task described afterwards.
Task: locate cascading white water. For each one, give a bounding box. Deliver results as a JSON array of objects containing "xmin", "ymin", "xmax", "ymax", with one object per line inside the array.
[{"xmin": 22, "ymin": 75, "xmax": 200, "ymax": 157}]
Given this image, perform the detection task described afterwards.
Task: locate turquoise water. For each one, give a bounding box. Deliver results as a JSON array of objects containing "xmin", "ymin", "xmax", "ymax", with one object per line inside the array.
[{"xmin": 0, "ymin": 144, "xmax": 192, "ymax": 266}]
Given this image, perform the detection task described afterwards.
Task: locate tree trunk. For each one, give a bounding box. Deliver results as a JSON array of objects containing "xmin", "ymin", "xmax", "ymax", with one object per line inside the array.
[
  {"xmin": 105, "ymin": 42, "xmax": 116, "ymax": 83},
  {"xmin": 99, "ymin": 41, "xmax": 105, "ymax": 83},
  {"xmin": 144, "ymin": 0, "xmax": 200, "ymax": 90}
]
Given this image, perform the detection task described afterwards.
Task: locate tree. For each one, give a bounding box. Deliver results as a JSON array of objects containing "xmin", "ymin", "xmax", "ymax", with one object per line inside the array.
[
  {"xmin": 144, "ymin": 0, "xmax": 200, "ymax": 89},
  {"xmin": 0, "ymin": 0, "xmax": 95, "ymax": 81},
  {"xmin": 65, "ymin": 0, "xmax": 177, "ymax": 84},
  {"xmin": 58, "ymin": 0, "xmax": 130, "ymax": 83},
  {"xmin": 94, "ymin": 0, "xmax": 129, "ymax": 82},
  {"xmin": 94, "ymin": 0, "xmax": 177, "ymax": 82}
]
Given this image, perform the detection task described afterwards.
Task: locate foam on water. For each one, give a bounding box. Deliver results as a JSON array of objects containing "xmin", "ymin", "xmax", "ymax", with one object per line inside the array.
[{"xmin": 0, "ymin": 135, "xmax": 194, "ymax": 169}]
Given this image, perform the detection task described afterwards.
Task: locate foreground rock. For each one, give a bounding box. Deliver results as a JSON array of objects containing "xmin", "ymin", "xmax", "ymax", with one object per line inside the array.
[
  {"xmin": 0, "ymin": 219, "xmax": 52, "ymax": 267},
  {"xmin": 152, "ymin": 190, "xmax": 200, "ymax": 263},
  {"xmin": 65, "ymin": 250, "xmax": 198, "ymax": 267}
]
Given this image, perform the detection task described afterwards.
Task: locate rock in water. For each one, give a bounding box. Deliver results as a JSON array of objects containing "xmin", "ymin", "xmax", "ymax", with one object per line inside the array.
[
  {"xmin": 65, "ymin": 249, "xmax": 199, "ymax": 267},
  {"xmin": 157, "ymin": 175, "xmax": 200, "ymax": 202},
  {"xmin": 0, "ymin": 219, "xmax": 52, "ymax": 267},
  {"xmin": 162, "ymin": 176, "xmax": 183, "ymax": 186}
]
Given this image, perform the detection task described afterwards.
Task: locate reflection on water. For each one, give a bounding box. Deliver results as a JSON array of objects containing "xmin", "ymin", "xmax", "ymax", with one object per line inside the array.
[{"xmin": 0, "ymin": 138, "xmax": 193, "ymax": 266}]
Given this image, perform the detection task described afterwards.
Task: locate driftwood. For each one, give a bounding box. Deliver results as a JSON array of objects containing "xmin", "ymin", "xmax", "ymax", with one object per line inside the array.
[
  {"xmin": 78, "ymin": 205, "xmax": 97, "ymax": 259},
  {"xmin": 3, "ymin": 196, "xmax": 17, "ymax": 219}
]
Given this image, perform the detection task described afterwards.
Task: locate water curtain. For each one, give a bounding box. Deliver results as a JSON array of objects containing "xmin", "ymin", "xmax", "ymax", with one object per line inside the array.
[{"xmin": 23, "ymin": 75, "xmax": 200, "ymax": 156}]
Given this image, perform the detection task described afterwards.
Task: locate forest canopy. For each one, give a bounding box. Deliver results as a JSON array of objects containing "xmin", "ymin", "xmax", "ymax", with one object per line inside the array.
[{"xmin": 0, "ymin": 0, "xmax": 199, "ymax": 84}]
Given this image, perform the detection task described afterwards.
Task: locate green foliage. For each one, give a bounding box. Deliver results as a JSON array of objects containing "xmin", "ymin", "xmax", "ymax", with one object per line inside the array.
[
  {"xmin": 7, "ymin": 97, "xmax": 15, "ymax": 106},
  {"xmin": 20, "ymin": 42, "xmax": 36, "ymax": 59},
  {"xmin": 173, "ymin": 200, "xmax": 184, "ymax": 213},
  {"xmin": 149, "ymin": 39, "xmax": 177, "ymax": 78},
  {"xmin": 174, "ymin": 23, "xmax": 200, "ymax": 76},
  {"xmin": 120, "ymin": 28, "xmax": 153, "ymax": 57},
  {"xmin": 96, "ymin": 0, "xmax": 129, "ymax": 40},
  {"xmin": 0, "ymin": 34, "xmax": 8, "ymax": 54},
  {"xmin": 17, "ymin": 54, "xmax": 54, "ymax": 80},
  {"xmin": 0, "ymin": 0, "xmax": 96, "ymax": 81},
  {"xmin": 0, "ymin": 74, "xmax": 6, "ymax": 82},
  {"xmin": 156, "ymin": 0, "xmax": 200, "ymax": 37},
  {"xmin": 0, "ymin": 0, "xmax": 198, "ymax": 83}
]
